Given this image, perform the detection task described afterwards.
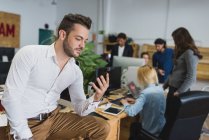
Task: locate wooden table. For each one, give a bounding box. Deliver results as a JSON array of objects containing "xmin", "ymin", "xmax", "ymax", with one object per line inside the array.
[
  {"xmin": 94, "ymin": 91, "xmax": 129, "ymax": 140},
  {"xmin": 96, "ymin": 104, "xmax": 127, "ymax": 140},
  {"xmin": 0, "ymin": 91, "xmax": 128, "ymax": 140}
]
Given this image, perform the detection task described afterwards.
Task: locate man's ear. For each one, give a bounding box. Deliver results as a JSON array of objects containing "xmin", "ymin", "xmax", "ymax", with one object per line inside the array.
[{"xmin": 59, "ymin": 30, "xmax": 66, "ymax": 41}]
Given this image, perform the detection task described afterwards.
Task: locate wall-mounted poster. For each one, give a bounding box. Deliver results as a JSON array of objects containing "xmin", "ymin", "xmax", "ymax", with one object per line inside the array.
[
  {"xmin": 0, "ymin": 11, "xmax": 20, "ymax": 48},
  {"xmin": 38, "ymin": 29, "xmax": 54, "ymax": 45}
]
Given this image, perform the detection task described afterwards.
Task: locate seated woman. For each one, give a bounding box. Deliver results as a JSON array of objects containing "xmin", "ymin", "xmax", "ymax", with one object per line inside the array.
[{"xmin": 120, "ymin": 65, "xmax": 166, "ymax": 138}]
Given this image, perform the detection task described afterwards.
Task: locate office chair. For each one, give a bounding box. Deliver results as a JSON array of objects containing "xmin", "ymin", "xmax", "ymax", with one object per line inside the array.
[{"xmin": 138, "ymin": 90, "xmax": 209, "ymax": 140}]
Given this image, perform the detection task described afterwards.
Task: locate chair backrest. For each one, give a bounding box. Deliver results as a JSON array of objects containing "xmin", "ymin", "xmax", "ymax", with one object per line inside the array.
[{"xmin": 161, "ymin": 91, "xmax": 209, "ymax": 140}]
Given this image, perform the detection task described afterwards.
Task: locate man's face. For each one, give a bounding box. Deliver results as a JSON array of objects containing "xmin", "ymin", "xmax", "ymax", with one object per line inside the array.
[
  {"xmin": 155, "ymin": 44, "xmax": 164, "ymax": 52},
  {"xmin": 63, "ymin": 24, "xmax": 89, "ymax": 58},
  {"xmin": 117, "ymin": 38, "xmax": 126, "ymax": 47}
]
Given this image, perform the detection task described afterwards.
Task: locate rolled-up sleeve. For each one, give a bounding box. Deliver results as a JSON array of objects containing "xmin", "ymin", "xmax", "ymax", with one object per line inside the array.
[
  {"xmin": 68, "ymin": 71, "xmax": 100, "ymax": 116},
  {"xmin": 124, "ymin": 94, "xmax": 146, "ymax": 117}
]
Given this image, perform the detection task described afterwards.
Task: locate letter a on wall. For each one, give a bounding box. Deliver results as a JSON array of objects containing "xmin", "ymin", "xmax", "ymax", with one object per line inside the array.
[{"xmin": 0, "ymin": 11, "xmax": 20, "ymax": 48}]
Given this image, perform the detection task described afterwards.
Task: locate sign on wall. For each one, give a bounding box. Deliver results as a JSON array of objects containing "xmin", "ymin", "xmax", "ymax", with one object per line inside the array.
[{"xmin": 0, "ymin": 11, "xmax": 20, "ymax": 48}]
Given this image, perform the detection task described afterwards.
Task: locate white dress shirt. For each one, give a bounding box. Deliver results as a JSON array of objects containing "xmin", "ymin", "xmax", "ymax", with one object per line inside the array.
[
  {"xmin": 2, "ymin": 44, "xmax": 100, "ymax": 139},
  {"xmin": 118, "ymin": 46, "xmax": 125, "ymax": 57}
]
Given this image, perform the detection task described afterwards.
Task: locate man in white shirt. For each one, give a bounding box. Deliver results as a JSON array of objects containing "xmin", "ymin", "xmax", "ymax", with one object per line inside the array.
[
  {"xmin": 109, "ymin": 33, "xmax": 133, "ymax": 66},
  {"xmin": 2, "ymin": 13, "xmax": 110, "ymax": 140}
]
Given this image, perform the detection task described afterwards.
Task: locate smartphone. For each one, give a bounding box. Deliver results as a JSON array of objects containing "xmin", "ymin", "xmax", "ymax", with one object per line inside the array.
[
  {"xmin": 93, "ymin": 68, "xmax": 109, "ymax": 88},
  {"xmin": 102, "ymin": 106, "xmax": 124, "ymax": 116},
  {"xmin": 94, "ymin": 73, "xmax": 107, "ymax": 88}
]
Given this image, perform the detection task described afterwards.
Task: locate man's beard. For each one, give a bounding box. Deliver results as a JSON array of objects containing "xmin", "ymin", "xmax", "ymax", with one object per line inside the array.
[{"xmin": 63, "ymin": 39, "xmax": 74, "ymax": 57}]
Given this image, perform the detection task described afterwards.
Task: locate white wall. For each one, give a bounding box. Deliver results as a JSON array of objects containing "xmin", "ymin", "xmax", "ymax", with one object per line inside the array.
[
  {"xmin": 1, "ymin": 0, "xmax": 209, "ymax": 51},
  {"xmin": 166, "ymin": 0, "xmax": 209, "ymax": 46},
  {"xmin": 0, "ymin": 0, "xmax": 56, "ymax": 48},
  {"xmin": 107, "ymin": 0, "xmax": 168, "ymax": 45},
  {"xmin": 53, "ymin": 0, "xmax": 103, "ymax": 54},
  {"xmin": 56, "ymin": 0, "xmax": 99, "ymax": 41},
  {"xmin": 106, "ymin": 0, "xmax": 209, "ymax": 47}
]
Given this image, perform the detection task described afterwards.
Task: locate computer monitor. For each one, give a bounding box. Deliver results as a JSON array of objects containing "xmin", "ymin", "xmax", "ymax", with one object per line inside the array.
[
  {"xmin": 0, "ymin": 47, "xmax": 15, "ymax": 62},
  {"xmin": 0, "ymin": 62, "xmax": 11, "ymax": 84},
  {"xmin": 95, "ymin": 67, "xmax": 122, "ymax": 94},
  {"xmin": 112, "ymin": 56, "xmax": 145, "ymax": 69},
  {"xmin": 124, "ymin": 66, "xmax": 140, "ymax": 87}
]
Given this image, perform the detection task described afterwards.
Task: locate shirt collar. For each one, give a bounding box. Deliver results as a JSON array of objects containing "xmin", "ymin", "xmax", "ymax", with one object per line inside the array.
[
  {"xmin": 47, "ymin": 43, "xmax": 56, "ymax": 58},
  {"xmin": 46, "ymin": 43, "xmax": 76, "ymax": 63}
]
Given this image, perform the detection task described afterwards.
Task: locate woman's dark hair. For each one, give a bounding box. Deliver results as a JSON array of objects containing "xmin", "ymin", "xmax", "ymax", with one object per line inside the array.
[
  {"xmin": 57, "ymin": 13, "xmax": 92, "ymax": 39},
  {"xmin": 154, "ymin": 38, "xmax": 167, "ymax": 49},
  {"xmin": 172, "ymin": 27, "xmax": 202, "ymax": 59}
]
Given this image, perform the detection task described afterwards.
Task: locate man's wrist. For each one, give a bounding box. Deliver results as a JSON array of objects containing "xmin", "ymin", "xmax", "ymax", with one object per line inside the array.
[{"xmin": 93, "ymin": 97, "xmax": 103, "ymax": 102}]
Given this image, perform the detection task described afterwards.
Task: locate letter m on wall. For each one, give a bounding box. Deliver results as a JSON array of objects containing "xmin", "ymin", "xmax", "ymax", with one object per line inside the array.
[{"xmin": 0, "ymin": 11, "xmax": 20, "ymax": 48}]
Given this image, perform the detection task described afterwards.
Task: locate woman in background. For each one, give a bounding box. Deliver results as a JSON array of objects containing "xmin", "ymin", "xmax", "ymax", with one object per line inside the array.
[
  {"xmin": 120, "ymin": 65, "xmax": 166, "ymax": 139},
  {"xmin": 163, "ymin": 27, "xmax": 203, "ymax": 138},
  {"xmin": 141, "ymin": 51, "xmax": 150, "ymax": 65}
]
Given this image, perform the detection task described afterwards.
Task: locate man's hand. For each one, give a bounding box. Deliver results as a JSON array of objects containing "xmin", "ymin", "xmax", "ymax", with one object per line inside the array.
[
  {"xmin": 173, "ymin": 91, "xmax": 179, "ymax": 96},
  {"xmin": 120, "ymin": 98, "xmax": 136, "ymax": 105},
  {"xmin": 158, "ymin": 69, "xmax": 165, "ymax": 76},
  {"xmin": 92, "ymin": 73, "xmax": 109, "ymax": 101}
]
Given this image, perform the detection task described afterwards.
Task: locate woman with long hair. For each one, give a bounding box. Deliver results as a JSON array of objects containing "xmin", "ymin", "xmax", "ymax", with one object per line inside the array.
[{"xmin": 163, "ymin": 27, "xmax": 202, "ymax": 138}]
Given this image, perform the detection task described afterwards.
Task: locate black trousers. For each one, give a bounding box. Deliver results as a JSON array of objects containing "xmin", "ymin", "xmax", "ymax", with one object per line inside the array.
[
  {"xmin": 129, "ymin": 122, "xmax": 142, "ymax": 140},
  {"xmin": 160, "ymin": 86, "xmax": 181, "ymax": 139}
]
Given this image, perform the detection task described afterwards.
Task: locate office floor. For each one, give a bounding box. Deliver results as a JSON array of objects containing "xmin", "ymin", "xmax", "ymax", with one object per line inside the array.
[{"xmin": 120, "ymin": 79, "xmax": 209, "ymax": 140}]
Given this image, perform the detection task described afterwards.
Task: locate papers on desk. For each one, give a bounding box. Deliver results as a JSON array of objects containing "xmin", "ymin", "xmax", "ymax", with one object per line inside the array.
[{"xmin": 98, "ymin": 103, "xmax": 112, "ymax": 110}]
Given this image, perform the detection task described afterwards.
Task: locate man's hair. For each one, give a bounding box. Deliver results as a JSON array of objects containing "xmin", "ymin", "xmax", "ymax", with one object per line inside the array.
[
  {"xmin": 154, "ymin": 38, "xmax": 167, "ymax": 48},
  {"xmin": 117, "ymin": 33, "xmax": 127, "ymax": 40},
  {"xmin": 57, "ymin": 13, "xmax": 92, "ymax": 38}
]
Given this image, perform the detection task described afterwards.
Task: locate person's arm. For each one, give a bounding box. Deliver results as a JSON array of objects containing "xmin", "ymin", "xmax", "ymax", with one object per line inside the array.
[
  {"xmin": 152, "ymin": 53, "xmax": 158, "ymax": 68},
  {"xmin": 162, "ymin": 49, "xmax": 174, "ymax": 81},
  {"xmin": 177, "ymin": 50, "xmax": 198, "ymax": 94},
  {"xmin": 2, "ymin": 47, "xmax": 35, "ymax": 139},
  {"xmin": 127, "ymin": 45, "xmax": 133, "ymax": 57},
  {"xmin": 69, "ymin": 71, "xmax": 109, "ymax": 116},
  {"xmin": 122, "ymin": 93, "xmax": 146, "ymax": 117}
]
